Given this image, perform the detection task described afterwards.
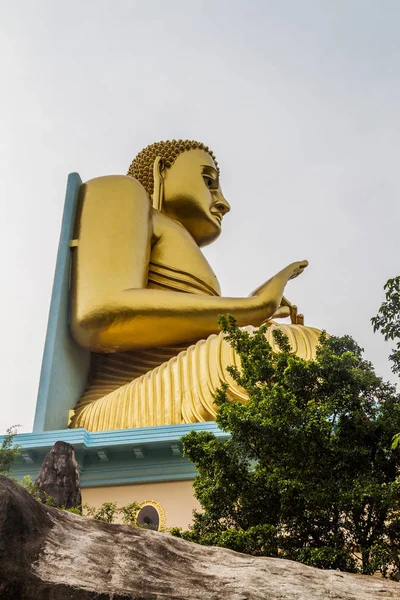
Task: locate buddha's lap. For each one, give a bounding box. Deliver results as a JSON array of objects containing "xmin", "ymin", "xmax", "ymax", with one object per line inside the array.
[{"xmin": 69, "ymin": 323, "xmax": 322, "ymax": 432}]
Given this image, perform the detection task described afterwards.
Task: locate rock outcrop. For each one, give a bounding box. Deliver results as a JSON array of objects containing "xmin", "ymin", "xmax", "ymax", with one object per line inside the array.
[
  {"xmin": 35, "ymin": 441, "xmax": 81, "ymax": 509},
  {"xmin": 0, "ymin": 475, "xmax": 399, "ymax": 599}
]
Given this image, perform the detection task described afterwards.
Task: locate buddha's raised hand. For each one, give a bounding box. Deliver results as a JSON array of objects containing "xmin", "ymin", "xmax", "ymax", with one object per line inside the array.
[{"xmin": 249, "ymin": 260, "xmax": 308, "ymax": 323}]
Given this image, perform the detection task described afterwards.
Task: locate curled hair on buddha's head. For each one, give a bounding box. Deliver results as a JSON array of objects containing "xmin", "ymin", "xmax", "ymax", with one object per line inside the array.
[{"xmin": 127, "ymin": 139, "xmax": 219, "ymax": 198}]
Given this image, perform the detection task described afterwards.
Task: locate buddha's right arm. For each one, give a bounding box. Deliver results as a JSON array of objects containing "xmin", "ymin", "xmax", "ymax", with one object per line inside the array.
[
  {"xmin": 71, "ymin": 287, "xmax": 270, "ymax": 351},
  {"xmin": 71, "ymin": 269, "xmax": 306, "ymax": 351},
  {"xmin": 70, "ymin": 175, "xmax": 304, "ymax": 352}
]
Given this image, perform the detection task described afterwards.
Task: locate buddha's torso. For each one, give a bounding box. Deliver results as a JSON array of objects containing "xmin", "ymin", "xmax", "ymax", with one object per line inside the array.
[{"xmin": 149, "ymin": 210, "xmax": 221, "ymax": 297}]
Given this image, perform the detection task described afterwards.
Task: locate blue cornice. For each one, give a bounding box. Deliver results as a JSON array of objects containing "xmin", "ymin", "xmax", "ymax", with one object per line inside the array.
[
  {"xmin": 0, "ymin": 422, "xmax": 225, "ymax": 450},
  {"xmin": 1, "ymin": 423, "xmax": 227, "ymax": 487}
]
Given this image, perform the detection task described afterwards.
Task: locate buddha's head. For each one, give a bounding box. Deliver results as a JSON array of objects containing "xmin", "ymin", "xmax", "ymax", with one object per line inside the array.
[{"xmin": 127, "ymin": 140, "xmax": 230, "ymax": 247}]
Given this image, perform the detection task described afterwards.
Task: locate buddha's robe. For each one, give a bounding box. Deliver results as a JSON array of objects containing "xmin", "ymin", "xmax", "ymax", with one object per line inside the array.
[{"xmin": 70, "ymin": 261, "xmax": 321, "ymax": 432}]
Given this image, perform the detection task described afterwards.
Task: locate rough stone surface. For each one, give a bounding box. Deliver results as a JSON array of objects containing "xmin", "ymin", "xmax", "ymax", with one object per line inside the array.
[
  {"xmin": 0, "ymin": 476, "xmax": 399, "ymax": 599},
  {"xmin": 35, "ymin": 440, "xmax": 82, "ymax": 509}
]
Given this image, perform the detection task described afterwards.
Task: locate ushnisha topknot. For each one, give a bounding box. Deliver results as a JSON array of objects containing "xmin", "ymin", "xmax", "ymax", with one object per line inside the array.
[{"xmin": 127, "ymin": 139, "xmax": 219, "ymax": 198}]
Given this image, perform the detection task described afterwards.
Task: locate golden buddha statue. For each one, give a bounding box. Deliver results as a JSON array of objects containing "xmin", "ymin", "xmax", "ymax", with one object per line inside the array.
[{"xmin": 69, "ymin": 140, "xmax": 321, "ymax": 432}]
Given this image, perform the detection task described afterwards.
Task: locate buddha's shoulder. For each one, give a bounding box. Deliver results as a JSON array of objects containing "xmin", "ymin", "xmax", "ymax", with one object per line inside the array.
[{"xmin": 81, "ymin": 175, "xmax": 150, "ymax": 205}]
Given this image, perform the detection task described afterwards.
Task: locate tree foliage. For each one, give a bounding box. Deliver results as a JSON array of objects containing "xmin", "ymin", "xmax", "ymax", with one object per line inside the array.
[
  {"xmin": 372, "ymin": 276, "xmax": 400, "ymax": 376},
  {"xmin": 0, "ymin": 426, "xmax": 20, "ymax": 476},
  {"xmin": 174, "ymin": 317, "xmax": 400, "ymax": 577}
]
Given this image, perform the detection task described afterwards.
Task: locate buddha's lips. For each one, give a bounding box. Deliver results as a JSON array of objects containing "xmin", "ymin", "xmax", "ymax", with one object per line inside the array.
[{"xmin": 210, "ymin": 210, "xmax": 222, "ymax": 223}]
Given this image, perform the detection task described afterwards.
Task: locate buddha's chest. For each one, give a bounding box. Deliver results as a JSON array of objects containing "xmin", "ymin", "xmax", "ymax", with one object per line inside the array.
[{"xmin": 150, "ymin": 212, "xmax": 221, "ymax": 296}]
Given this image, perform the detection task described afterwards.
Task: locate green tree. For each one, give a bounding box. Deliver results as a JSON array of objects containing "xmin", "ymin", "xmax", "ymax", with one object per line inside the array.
[
  {"xmin": 174, "ymin": 317, "xmax": 400, "ymax": 577},
  {"xmin": 84, "ymin": 501, "xmax": 119, "ymax": 523},
  {"xmin": 0, "ymin": 426, "xmax": 20, "ymax": 476},
  {"xmin": 372, "ymin": 276, "xmax": 400, "ymax": 376}
]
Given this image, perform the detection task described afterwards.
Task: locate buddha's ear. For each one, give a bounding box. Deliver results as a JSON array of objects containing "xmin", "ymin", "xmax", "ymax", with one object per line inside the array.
[{"xmin": 152, "ymin": 156, "xmax": 165, "ymax": 211}]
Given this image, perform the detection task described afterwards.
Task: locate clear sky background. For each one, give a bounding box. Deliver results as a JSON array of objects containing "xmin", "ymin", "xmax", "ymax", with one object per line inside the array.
[{"xmin": 0, "ymin": 0, "xmax": 399, "ymax": 434}]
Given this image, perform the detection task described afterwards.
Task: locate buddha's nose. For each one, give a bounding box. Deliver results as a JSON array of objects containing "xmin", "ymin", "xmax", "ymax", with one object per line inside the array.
[{"xmin": 214, "ymin": 192, "xmax": 231, "ymax": 215}]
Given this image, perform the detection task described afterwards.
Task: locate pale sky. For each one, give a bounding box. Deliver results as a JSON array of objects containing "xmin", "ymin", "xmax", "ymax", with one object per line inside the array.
[{"xmin": 1, "ymin": 0, "xmax": 399, "ymax": 434}]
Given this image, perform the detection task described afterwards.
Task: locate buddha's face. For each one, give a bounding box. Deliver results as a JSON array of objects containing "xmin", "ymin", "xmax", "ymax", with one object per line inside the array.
[{"xmin": 160, "ymin": 149, "xmax": 230, "ymax": 247}]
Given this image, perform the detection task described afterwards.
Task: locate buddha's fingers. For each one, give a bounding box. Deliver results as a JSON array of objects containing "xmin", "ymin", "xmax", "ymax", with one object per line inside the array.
[
  {"xmin": 252, "ymin": 260, "xmax": 308, "ymax": 321},
  {"xmin": 271, "ymin": 260, "xmax": 308, "ymax": 289},
  {"xmin": 288, "ymin": 260, "xmax": 309, "ymax": 281},
  {"xmin": 249, "ymin": 261, "xmax": 308, "ymax": 301}
]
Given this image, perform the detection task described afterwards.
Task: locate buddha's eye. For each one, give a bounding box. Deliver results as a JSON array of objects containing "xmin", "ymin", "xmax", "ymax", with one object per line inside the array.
[{"xmin": 203, "ymin": 176, "xmax": 214, "ymax": 189}]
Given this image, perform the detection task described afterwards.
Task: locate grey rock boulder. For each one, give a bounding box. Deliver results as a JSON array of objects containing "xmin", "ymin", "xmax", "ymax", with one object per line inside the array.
[
  {"xmin": 0, "ymin": 475, "xmax": 399, "ymax": 599},
  {"xmin": 35, "ymin": 440, "xmax": 82, "ymax": 509}
]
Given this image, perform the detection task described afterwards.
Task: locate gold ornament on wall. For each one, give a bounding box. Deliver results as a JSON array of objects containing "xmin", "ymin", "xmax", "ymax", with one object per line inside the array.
[{"xmin": 136, "ymin": 500, "xmax": 166, "ymax": 531}]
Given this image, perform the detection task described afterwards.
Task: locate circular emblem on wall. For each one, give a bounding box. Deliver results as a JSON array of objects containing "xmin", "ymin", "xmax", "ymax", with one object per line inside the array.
[{"xmin": 136, "ymin": 500, "xmax": 166, "ymax": 531}]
